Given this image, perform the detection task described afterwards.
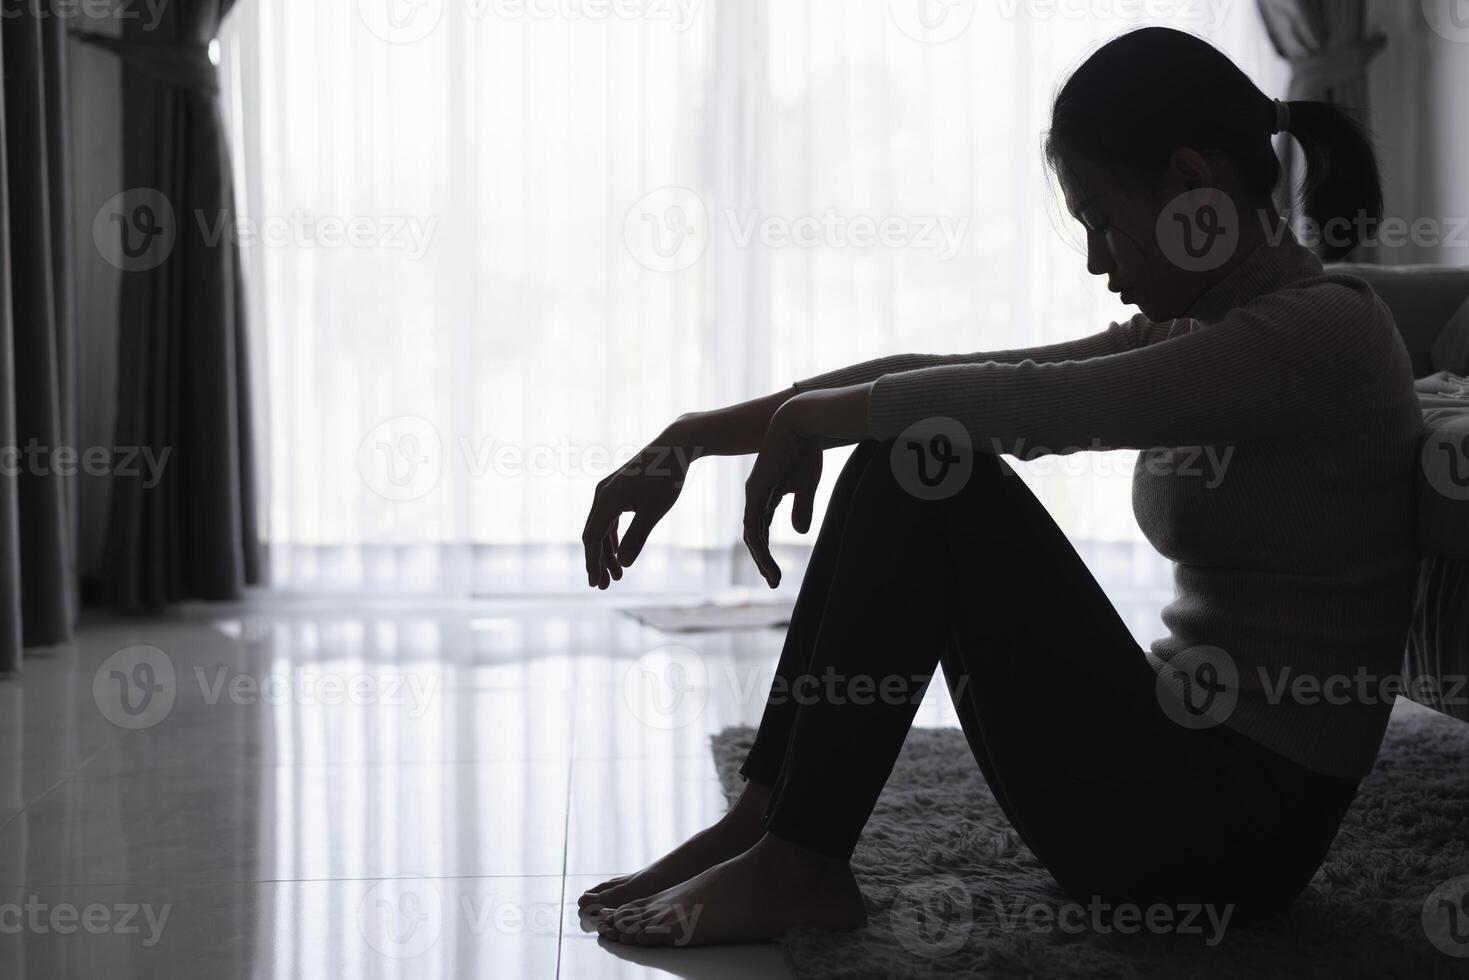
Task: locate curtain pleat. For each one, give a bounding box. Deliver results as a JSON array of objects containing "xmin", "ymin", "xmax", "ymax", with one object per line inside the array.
[
  {"xmin": 99, "ymin": 0, "xmax": 260, "ymax": 608},
  {"xmin": 0, "ymin": 10, "xmax": 79, "ymax": 671}
]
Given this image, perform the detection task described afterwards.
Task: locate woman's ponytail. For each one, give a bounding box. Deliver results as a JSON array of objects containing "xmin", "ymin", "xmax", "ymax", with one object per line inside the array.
[{"xmin": 1281, "ymin": 99, "xmax": 1384, "ymax": 262}]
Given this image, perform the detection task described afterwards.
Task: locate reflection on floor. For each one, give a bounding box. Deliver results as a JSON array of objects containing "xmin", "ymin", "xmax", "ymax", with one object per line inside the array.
[{"xmin": 0, "ymin": 595, "xmax": 997, "ymax": 979}]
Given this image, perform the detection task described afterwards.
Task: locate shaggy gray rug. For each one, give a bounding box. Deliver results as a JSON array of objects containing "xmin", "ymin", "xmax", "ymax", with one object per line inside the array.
[{"xmin": 711, "ymin": 702, "xmax": 1469, "ymax": 979}]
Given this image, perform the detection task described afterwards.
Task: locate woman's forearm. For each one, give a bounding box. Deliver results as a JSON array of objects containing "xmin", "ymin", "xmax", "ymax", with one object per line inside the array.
[
  {"xmin": 666, "ymin": 387, "xmax": 801, "ymax": 461},
  {"xmin": 668, "ymin": 382, "xmax": 873, "ymax": 464}
]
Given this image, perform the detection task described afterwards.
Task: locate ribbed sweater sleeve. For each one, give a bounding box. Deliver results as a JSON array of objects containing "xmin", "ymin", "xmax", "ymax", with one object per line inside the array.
[
  {"xmin": 846, "ymin": 282, "xmax": 1391, "ymax": 451},
  {"xmin": 793, "ymin": 315, "xmax": 1169, "ymax": 393}
]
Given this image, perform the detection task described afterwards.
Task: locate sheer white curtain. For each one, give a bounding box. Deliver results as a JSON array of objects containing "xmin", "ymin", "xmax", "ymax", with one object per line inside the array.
[{"xmin": 218, "ymin": 0, "xmax": 1287, "ymax": 597}]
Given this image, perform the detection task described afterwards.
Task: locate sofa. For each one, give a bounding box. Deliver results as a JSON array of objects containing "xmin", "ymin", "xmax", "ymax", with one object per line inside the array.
[{"xmin": 1335, "ymin": 262, "xmax": 1469, "ymax": 723}]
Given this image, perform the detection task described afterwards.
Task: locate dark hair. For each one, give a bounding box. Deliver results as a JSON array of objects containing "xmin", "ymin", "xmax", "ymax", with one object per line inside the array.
[{"xmin": 1044, "ymin": 26, "xmax": 1382, "ymax": 262}]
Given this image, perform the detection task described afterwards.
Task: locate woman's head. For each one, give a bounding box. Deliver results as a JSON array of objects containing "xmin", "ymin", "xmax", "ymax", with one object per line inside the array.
[{"xmin": 1044, "ymin": 26, "xmax": 1382, "ymax": 320}]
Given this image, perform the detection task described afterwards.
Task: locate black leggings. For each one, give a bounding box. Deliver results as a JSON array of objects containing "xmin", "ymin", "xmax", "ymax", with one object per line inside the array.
[{"xmin": 739, "ymin": 438, "xmax": 1360, "ymax": 918}]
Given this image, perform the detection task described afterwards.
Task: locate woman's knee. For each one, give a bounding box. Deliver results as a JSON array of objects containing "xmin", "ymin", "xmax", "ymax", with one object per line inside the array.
[{"xmin": 868, "ymin": 434, "xmax": 1014, "ymax": 507}]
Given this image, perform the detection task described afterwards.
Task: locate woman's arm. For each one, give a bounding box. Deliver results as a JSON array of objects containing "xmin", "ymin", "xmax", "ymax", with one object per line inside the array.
[
  {"xmin": 669, "ymin": 386, "xmax": 866, "ymax": 460},
  {"xmin": 790, "ymin": 316, "xmax": 1161, "ymax": 395},
  {"xmin": 860, "ymin": 282, "xmax": 1393, "ymax": 453},
  {"xmin": 668, "ymin": 316, "xmax": 1163, "ymax": 458},
  {"xmin": 666, "ymin": 387, "xmax": 801, "ymax": 460}
]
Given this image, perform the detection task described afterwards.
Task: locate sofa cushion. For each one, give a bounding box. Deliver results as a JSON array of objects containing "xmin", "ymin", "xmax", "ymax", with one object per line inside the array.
[
  {"xmin": 1333, "ymin": 263, "xmax": 1469, "ymax": 376},
  {"xmin": 1416, "ymin": 372, "xmax": 1469, "ymax": 560}
]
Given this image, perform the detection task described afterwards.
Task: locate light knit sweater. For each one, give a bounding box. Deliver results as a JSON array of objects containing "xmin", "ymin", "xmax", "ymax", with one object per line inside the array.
[{"xmin": 794, "ymin": 238, "xmax": 1423, "ymax": 778}]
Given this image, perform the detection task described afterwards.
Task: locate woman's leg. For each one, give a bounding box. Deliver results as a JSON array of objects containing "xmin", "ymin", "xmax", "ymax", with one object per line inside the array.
[
  {"xmin": 739, "ymin": 438, "xmax": 888, "ymax": 788},
  {"xmin": 578, "ymin": 440, "xmax": 882, "ymax": 913},
  {"xmin": 603, "ymin": 438, "xmax": 1354, "ymax": 945}
]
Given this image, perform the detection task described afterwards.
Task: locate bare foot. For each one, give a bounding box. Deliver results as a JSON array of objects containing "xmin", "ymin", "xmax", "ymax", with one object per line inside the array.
[
  {"xmin": 577, "ymin": 781, "xmax": 771, "ymax": 915},
  {"xmin": 596, "ymin": 833, "xmax": 866, "ymax": 947}
]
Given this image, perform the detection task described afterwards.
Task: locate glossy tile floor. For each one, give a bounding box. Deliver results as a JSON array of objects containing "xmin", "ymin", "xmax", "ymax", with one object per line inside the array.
[{"xmin": 0, "ymin": 595, "xmax": 984, "ymax": 979}]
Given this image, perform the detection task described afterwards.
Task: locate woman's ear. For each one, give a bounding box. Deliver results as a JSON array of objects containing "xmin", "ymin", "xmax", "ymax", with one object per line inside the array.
[{"xmin": 1166, "ymin": 148, "xmax": 1215, "ymax": 191}]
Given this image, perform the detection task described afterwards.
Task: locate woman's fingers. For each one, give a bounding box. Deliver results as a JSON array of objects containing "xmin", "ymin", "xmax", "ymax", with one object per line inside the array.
[
  {"xmin": 742, "ymin": 480, "xmax": 780, "ymax": 588},
  {"xmin": 601, "ymin": 528, "xmax": 622, "ymax": 584},
  {"xmin": 617, "ymin": 512, "xmax": 659, "ymax": 568},
  {"xmin": 760, "ymin": 488, "xmax": 781, "ymax": 586},
  {"xmin": 582, "ymin": 501, "xmax": 610, "ymax": 587},
  {"xmin": 790, "ymin": 485, "xmax": 814, "ymax": 534}
]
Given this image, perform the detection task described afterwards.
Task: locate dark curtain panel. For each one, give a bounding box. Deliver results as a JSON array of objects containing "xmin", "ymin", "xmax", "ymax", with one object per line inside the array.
[
  {"xmin": 80, "ymin": 0, "xmax": 261, "ymax": 608},
  {"xmin": 1257, "ymin": 0, "xmax": 1387, "ymax": 260},
  {"xmin": 0, "ymin": 12, "xmax": 80, "ymax": 672}
]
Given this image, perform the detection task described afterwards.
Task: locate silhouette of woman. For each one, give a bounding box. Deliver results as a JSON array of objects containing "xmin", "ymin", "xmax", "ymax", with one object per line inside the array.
[{"xmin": 579, "ymin": 26, "xmax": 1420, "ymax": 948}]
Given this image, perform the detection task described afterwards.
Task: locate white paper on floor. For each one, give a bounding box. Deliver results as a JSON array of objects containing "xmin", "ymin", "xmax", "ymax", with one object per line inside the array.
[{"xmin": 619, "ymin": 598, "xmax": 796, "ymax": 632}]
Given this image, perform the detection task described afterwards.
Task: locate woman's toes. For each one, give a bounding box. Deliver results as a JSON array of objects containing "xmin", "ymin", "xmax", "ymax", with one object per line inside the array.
[
  {"xmin": 612, "ymin": 902, "xmax": 647, "ymax": 930},
  {"xmin": 578, "ymin": 875, "xmax": 628, "ymax": 909},
  {"xmin": 633, "ymin": 917, "xmax": 665, "ymax": 946}
]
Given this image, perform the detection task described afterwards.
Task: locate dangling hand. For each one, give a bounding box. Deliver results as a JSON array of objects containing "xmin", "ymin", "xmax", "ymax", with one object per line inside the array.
[{"xmin": 743, "ymin": 383, "xmax": 872, "ymax": 588}]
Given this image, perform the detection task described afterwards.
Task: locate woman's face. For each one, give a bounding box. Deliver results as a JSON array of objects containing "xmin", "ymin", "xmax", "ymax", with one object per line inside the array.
[{"xmin": 1056, "ymin": 151, "xmax": 1215, "ymax": 322}]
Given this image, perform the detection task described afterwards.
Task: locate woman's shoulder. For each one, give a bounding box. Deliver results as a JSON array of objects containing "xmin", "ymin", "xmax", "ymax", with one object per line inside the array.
[{"xmin": 1256, "ymin": 264, "xmax": 1398, "ymax": 338}]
